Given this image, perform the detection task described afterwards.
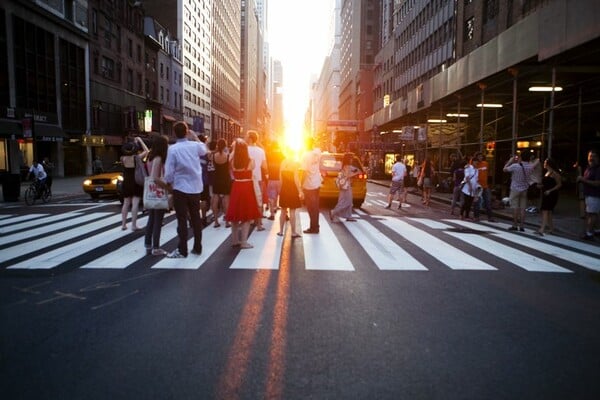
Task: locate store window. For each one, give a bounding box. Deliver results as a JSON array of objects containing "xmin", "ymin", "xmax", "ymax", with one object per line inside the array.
[{"xmin": 0, "ymin": 139, "xmax": 7, "ymax": 171}]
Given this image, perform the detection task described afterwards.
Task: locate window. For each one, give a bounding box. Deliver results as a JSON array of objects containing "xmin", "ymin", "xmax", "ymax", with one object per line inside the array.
[
  {"xmin": 100, "ymin": 56, "xmax": 114, "ymax": 78},
  {"xmin": 127, "ymin": 68, "xmax": 133, "ymax": 91},
  {"xmin": 465, "ymin": 17, "xmax": 475, "ymax": 41}
]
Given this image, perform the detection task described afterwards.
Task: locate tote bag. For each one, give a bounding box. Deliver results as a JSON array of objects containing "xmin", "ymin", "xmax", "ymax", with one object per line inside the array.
[{"xmin": 143, "ymin": 177, "xmax": 169, "ymax": 209}]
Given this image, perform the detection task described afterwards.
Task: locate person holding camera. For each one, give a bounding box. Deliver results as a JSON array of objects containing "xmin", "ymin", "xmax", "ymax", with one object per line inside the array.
[
  {"xmin": 120, "ymin": 138, "xmax": 146, "ymax": 231},
  {"xmin": 503, "ymin": 152, "xmax": 535, "ymax": 232}
]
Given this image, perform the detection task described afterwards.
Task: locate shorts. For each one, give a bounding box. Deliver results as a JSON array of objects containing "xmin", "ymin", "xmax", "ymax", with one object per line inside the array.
[
  {"xmin": 267, "ymin": 180, "xmax": 282, "ymax": 201},
  {"xmin": 585, "ymin": 196, "xmax": 600, "ymax": 214},
  {"xmin": 422, "ymin": 177, "xmax": 433, "ymax": 188},
  {"xmin": 389, "ymin": 180, "xmax": 404, "ymax": 195},
  {"xmin": 509, "ymin": 189, "xmax": 527, "ymax": 209}
]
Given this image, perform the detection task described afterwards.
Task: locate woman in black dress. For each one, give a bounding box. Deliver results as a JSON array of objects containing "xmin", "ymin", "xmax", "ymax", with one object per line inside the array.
[
  {"xmin": 277, "ymin": 155, "xmax": 303, "ymax": 238},
  {"xmin": 536, "ymin": 158, "xmax": 562, "ymax": 235},
  {"xmin": 210, "ymin": 138, "xmax": 232, "ymax": 228},
  {"xmin": 120, "ymin": 139, "xmax": 145, "ymax": 231}
]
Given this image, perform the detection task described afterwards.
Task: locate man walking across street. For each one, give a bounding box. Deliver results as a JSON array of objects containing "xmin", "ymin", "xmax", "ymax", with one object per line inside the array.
[
  {"xmin": 577, "ymin": 149, "xmax": 600, "ymax": 240},
  {"xmin": 300, "ymin": 137, "xmax": 322, "ymax": 234},
  {"xmin": 164, "ymin": 121, "xmax": 208, "ymax": 258},
  {"xmin": 385, "ymin": 155, "xmax": 406, "ymax": 210}
]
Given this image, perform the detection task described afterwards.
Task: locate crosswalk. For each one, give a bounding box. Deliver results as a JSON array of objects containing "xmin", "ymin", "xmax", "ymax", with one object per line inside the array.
[{"xmin": 1, "ymin": 208, "xmax": 599, "ymax": 274}]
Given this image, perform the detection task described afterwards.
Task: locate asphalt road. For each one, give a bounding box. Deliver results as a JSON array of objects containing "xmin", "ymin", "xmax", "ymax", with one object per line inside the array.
[{"xmin": 1, "ymin": 185, "xmax": 599, "ymax": 399}]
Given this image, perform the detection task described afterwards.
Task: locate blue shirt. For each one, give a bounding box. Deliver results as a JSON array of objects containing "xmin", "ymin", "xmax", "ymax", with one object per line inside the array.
[{"xmin": 164, "ymin": 139, "xmax": 207, "ymax": 194}]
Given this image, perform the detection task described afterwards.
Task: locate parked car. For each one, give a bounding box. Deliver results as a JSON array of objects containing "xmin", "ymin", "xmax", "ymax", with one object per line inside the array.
[
  {"xmin": 82, "ymin": 162, "xmax": 123, "ymax": 199},
  {"xmin": 318, "ymin": 152, "xmax": 367, "ymax": 208}
]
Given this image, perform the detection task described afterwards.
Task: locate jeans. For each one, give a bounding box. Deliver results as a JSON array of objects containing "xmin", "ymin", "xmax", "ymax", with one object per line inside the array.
[
  {"xmin": 173, "ymin": 190, "xmax": 203, "ymax": 255},
  {"xmin": 451, "ymin": 185, "xmax": 463, "ymax": 210},
  {"xmin": 145, "ymin": 208, "xmax": 166, "ymax": 249},
  {"xmin": 303, "ymin": 187, "xmax": 320, "ymax": 231},
  {"xmin": 473, "ymin": 187, "xmax": 492, "ymax": 219}
]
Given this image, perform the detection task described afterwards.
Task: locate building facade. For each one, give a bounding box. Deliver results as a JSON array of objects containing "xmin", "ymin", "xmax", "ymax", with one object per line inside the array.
[
  {"xmin": 367, "ymin": 0, "xmax": 600, "ymax": 186},
  {"xmin": 1, "ymin": 0, "xmax": 88, "ymax": 177},
  {"xmin": 211, "ymin": 0, "xmax": 241, "ymax": 144}
]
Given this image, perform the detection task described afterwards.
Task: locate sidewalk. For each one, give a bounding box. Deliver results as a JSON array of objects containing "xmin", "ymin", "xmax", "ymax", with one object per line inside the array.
[
  {"xmin": 369, "ymin": 179, "xmax": 587, "ymax": 240},
  {"xmin": 1, "ymin": 175, "xmax": 87, "ymax": 203}
]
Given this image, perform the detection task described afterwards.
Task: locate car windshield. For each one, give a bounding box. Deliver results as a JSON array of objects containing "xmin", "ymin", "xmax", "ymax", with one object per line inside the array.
[{"xmin": 320, "ymin": 155, "xmax": 363, "ymax": 172}]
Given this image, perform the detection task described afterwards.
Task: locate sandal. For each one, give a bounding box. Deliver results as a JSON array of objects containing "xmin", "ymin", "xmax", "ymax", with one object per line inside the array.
[
  {"xmin": 240, "ymin": 243, "xmax": 253, "ymax": 249},
  {"xmin": 214, "ymin": 222, "xmax": 221, "ymax": 228}
]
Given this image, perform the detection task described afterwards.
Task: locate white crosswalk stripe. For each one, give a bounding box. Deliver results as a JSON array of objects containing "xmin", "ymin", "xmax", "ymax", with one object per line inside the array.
[
  {"xmin": 300, "ymin": 211, "xmax": 354, "ymax": 270},
  {"xmin": 0, "ymin": 213, "xmax": 49, "ymax": 228},
  {"xmin": 1, "ymin": 209, "xmax": 599, "ymax": 274},
  {"xmin": 344, "ymin": 218, "xmax": 427, "ymax": 270},
  {"xmin": 0, "ymin": 212, "xmax": 115, "ymax": 264},
  {"xmin": 380, "ymin": 217, "xmax": 497, "ymax": 270}
]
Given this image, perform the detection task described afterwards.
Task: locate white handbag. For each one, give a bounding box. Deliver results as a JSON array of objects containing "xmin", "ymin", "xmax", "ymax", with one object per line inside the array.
[{"xmin": 143, "ymin": 177, "xmax": 169, "ymax": 209}]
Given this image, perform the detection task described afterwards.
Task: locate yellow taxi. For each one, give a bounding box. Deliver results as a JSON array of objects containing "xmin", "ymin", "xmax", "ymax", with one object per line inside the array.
[
  {"xmin": 319, "ymin": 152, "xmax": 367, "ymax": 208},
  {"xmin": 82, "ymin": 162, "xmax": 124, "ymax": 199}
]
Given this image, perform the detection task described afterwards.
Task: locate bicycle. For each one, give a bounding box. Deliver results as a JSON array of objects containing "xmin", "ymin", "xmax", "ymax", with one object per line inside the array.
[{"xmin": 24, "ymin": 179, "xmax": 51, "ymax": 205}]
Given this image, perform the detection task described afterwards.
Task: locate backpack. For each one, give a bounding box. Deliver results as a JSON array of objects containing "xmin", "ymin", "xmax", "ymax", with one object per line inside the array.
[{"xmin": 134, "ymin": 155, "xmax": 148, "ymax": 185}]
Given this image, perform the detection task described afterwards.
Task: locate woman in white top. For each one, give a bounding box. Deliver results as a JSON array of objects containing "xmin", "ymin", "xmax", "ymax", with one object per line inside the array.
[
  {"xmin": 143, "ymin": 135, "xmax": 170, "ymax": 255},
  {"xmin": 460, "ymin": 157, "xmax": 480, "ymax": 220}
]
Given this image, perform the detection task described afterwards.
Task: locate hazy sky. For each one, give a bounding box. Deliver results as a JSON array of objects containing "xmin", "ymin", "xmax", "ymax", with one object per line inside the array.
[{"xmin": 268, "ymin": 0, "xmax": 335, "ymax": 140}]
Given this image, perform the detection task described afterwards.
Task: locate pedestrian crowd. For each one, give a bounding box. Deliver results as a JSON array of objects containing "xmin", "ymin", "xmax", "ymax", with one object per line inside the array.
[
  {"xmin": 381, "ymin": 148, "xmax": 600, "ymax": 241},
  {"xmin": 117, "ymin": 122, "xmax": 335, "ymax": 259},
  {"xmin": 114, "ymin": 122, "xmax": 600, "ymax": 258}
]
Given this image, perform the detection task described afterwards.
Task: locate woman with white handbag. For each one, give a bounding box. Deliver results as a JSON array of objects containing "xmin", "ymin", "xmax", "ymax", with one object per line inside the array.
[{"xmin": 143, "ymin": 135, "xmax": 170, "ymax": 256}]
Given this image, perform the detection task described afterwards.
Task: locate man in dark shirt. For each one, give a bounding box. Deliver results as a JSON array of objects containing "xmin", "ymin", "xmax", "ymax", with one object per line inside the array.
[
  {"xmin": 449, "ymin": 153, "xmax": 465, "ymax": 215},
  {"xmin": 577, "ymin": 149, "xmax": 600, "ymax": 240}
]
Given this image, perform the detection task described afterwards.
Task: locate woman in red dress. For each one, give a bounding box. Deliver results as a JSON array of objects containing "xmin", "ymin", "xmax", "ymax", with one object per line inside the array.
[{"xmin": 225, "ymin": 139, "xmax": 262, "ymax": 248}]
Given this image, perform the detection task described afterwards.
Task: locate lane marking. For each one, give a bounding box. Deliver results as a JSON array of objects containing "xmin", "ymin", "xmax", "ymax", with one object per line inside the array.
[
  {"xmin": 381, "ymin": 217, "xmax": 497, "ymax": 270},
  {"xmin": 345, "ymin": 219, "xmax": 427, "ymax": 270},
  {"xmin": 300, "ymin": 211, "xmax": 354, "ymax": 270}
]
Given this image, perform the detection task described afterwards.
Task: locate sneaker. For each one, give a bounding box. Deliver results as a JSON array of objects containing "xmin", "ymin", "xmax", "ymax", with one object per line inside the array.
[
  {"xmin": 508, "ymin": 226, "xmax": 518, "ymax": 231},
  {"xmin": 582, "ymin": 233, "xmax": 595, "ymax": 241},
  {"xmin": 519, "ymin": 227, "xmax": 525, "ymax": 232},
  {"xmin": 384, "ymin": 204, "xmax": 391, "ymax": 209},
  {"xmin": 152, "ymin": 248, "xmax": 167, "ymax": 256},
  {"xmin": 167, "ymin": 249, "xmax": 187, "ymax": 258}
]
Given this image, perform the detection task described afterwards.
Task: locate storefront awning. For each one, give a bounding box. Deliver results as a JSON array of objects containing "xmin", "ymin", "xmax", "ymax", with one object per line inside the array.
[
  {"xmin": 35, "ymin": 124, "xmax": 66, "ymax": 141},
  {"xmin": 0, "ymin": 120, "xmax": 22, "ymax": 136},
  {"xmin": 163, "ymin": 114, "xmax": 176, "ymax": 122}
]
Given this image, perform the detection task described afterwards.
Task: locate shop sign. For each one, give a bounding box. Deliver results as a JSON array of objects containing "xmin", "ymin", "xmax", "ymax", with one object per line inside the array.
[{"xmin": 81, "ymin": 135, "xmax": 105, "ymax": 146}]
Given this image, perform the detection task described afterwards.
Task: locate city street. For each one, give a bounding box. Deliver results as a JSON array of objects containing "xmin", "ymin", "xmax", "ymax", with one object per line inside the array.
[{"xmin": 1, "ymin": 183, "xmax": 599, "ymax": 399}]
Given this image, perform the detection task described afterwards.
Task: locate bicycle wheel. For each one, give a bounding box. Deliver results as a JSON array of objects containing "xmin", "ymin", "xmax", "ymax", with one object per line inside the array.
[
  {"xmin": 41, "ymin": 186, "xmax": 51, "ymax": 203},
  {"xmin": 24, "ymin": 187, "xmax": 36, "ymax": 205}
]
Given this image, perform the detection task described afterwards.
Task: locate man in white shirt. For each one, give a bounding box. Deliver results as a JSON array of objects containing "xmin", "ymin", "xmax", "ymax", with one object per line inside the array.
[
  {"xmin": 28, "ymin": 160, "xmax": 47, "ymax": 185},
  {"xmin": 246, "ymin": 130, "xmax": 268, "ymax": 231},
  {"xmin": 299, "ymin": 138, "xmax": 322, "ymax": 233},
  {"xmin": 164, "ymin": 121, "xmax": 207, "ymax": 258},
  {"xmin": 385, "ymin": 155, "xmax": 407, "ymax": 209}
]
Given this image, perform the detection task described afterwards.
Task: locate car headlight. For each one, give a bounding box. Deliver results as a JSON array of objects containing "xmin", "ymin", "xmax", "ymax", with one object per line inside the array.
[
  {"xmin": 83, "ymin": 179, "xmax": 92, "ymax": 186},
  {"xmin": 112, "ymin": 177, "xmax": 121, "ymax": 185}
]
